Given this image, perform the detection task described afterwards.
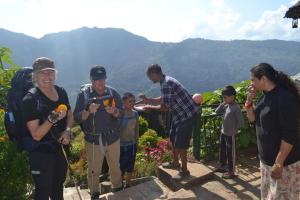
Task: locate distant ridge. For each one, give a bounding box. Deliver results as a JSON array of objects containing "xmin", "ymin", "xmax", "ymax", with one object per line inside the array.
[{"xmin": 1, "ymin": 27, "xmax": 300, "ymax": 106}]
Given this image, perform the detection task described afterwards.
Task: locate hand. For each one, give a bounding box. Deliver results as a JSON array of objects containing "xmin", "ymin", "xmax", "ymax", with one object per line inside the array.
[
  {"xmin": 57, "ymin": 110, "xmax": 67, "ymax": 120},
  {"xmin": 138, "ymin": 94, "xmax": 149, "ymax": 104},
  {"xmin": 48, "ymin": 110, "xmax": 67, "ymax": 124},
  {"xmin": 143, "ymin": 105, "xmax": 154, "ymax": 111},
  {"xmin": 58, "ymin": 131, "xmax": 71, "ymax": 145},
  {"xmin": 247, "ymin": 84, "xmax": 256, "ymax": 102},
  {"xmin": 89, "ymin": 103, "xmax": 99, "ymax": 114},
  {"xmin": 105, "ymin": 106, "xmax": 119, "ymax": 116},
  {"xmin": 271, "ymin": 163, "xmax": 283, "ymax": 179},
  {"xmin": 138, "ymin": 93, "xmax": 147, "ymax": 99}
]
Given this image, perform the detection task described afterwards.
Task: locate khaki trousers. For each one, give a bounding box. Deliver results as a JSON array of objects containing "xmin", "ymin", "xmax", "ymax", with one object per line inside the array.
[{"xmin": 85, "ymin": 139, "xmax": 122, "ymax": 194}]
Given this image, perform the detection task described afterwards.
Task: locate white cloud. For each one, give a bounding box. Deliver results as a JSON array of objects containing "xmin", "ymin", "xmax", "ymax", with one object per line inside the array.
[
  {"xmin": 0, "ymin": 0, "xmax": 299, "ymax": 42},
  {"xmin": 238, "ymin": 4, "xmax": 300, "ymax": 41},
  {"xmin": 185, "ymin": 0, "xmax": 241, "ymax": 40}
]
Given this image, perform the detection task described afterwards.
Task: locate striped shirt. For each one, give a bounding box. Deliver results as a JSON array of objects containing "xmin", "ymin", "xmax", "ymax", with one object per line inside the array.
[{"xmin": 160, "ymin": 75, "xmax": 199, "ymax": 133}]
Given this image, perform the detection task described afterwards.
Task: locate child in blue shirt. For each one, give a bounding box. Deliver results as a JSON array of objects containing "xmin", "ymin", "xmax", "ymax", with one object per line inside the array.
[{"xmin": 119, "ymin": 92, "xmax": 139, "ymax": 188}]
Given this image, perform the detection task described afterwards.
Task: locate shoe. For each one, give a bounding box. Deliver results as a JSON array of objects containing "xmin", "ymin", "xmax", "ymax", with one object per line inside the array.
[
  {"xmin": 124, "ymin": 184, "xmax": 131, "ymax": 189},
  {"xmin": 172, "ymin": 170, "xmax": 190, "ymax": 180},
  {"xmin": 111, "ymin": 186, "xmax": 123, "ymax": 193},
  {"xmin": 161, "ymin": 162, "xmax": 180, "ymax": 169},
  {"xmin": 90, "ymin": 192, "xmax": 100, "ymax": 200},
  {"xmin": 214, "ymin": 166, "xmax": 227, "ymax": 173},
  {"xmin": 222, "ymin": 171, "xmax": 236, "ymax": 179}
]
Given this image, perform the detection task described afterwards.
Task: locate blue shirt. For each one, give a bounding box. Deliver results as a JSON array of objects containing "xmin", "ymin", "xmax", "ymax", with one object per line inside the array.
[
  {"xmin": 73, "ymin": 85, "xmax": 122, "ymax": 145},
  {"xmin": 160, "ymin": 75, "xmax": 199, "ymax": 133}
]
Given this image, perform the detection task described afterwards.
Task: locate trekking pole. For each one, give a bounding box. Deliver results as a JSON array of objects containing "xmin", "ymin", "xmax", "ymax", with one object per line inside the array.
[
  {"xmin": 61, "ymin": 144, "xmax": 83, "ymax": 200},
  {"xmin": 91, "ymin": 112, "xmax": 96, "ymax": 195}
]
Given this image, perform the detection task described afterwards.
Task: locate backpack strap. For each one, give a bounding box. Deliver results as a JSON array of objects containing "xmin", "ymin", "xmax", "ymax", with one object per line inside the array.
[
  {"xmin": 80, "ymin": 83, "xmax": 92, "ymax": 107},
  {"xmin": 107, "ymin": 86, "xmax": 113, "ymax": 97},
  {"xmin": 28, "ymin": 88, "xmax": 39, "ymax": 107}
]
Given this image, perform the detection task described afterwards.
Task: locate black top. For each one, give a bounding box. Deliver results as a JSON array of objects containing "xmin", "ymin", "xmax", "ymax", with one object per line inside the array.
[
  {"xmin": 22, "ymin": 85, "xmax": 71, "ymax": 152},
  {"xmin": 254, "ymin": 86, "xmax": 300, "ymax": 166}
]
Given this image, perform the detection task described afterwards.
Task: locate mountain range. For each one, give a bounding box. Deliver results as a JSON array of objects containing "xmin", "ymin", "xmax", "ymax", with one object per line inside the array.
[{"xmin": 1, "ymin": 27, "xmax": 300, "ymax": 106}]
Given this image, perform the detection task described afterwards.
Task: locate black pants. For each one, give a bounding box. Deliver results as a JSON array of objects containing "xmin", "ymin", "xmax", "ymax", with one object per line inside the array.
[
  {"xmin": 219, "ymin": 134, "xmax": 236, "ymax": 172},
  {"xmin": 170, "ymin": 115, "xmax": 196, "ymax": 149},
  {"xmin": 29, "ymin": 149, "xmax": 67, "ymax": 200}
]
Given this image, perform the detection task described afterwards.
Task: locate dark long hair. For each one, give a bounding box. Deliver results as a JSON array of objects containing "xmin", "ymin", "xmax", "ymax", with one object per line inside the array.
[{"xmin": 250, "ymin": 63, "xmax": 300, "ymax": 102}]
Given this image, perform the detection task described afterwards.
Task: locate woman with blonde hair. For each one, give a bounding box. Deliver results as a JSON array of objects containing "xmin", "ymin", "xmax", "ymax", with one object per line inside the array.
[{"xmin": 22, "ymin": 57, "xmax": 73, "ymax": 200}]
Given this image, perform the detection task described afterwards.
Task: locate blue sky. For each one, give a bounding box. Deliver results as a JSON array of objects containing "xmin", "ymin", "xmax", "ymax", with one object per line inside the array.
[{"xmin": 0, "ymin": 0, "xmax": 299, "ymax": 42}]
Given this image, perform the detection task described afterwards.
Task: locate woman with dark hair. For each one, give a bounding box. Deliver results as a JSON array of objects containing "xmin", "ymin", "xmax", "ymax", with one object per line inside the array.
[{"xmin": 245, "ymin": 63, "xmax": 300, "ymax": 199}]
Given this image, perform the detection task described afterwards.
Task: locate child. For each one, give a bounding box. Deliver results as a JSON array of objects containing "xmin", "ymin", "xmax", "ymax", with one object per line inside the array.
[
  {"xmin": 215, "ymin": 85, "xmax": 244, "ymax": 179},
  {"xmin": 119, "ymin": 92, "xmax": 139, "ymax": 187}
]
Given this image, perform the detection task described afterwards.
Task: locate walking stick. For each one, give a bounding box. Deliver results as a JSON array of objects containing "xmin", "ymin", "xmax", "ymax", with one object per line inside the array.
[
  {"xmin": 91, "ymin": 112, "xmax": 96, "ymax": 196},
  {"xmin": 61, "ymin": 144, "xmax": 83, "ymax": 200}
]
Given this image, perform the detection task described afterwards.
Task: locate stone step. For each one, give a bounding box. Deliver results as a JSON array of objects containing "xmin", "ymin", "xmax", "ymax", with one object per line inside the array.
[{"xmin": 157, "ymin": 161, "xmax": 214, "ymax": 191}]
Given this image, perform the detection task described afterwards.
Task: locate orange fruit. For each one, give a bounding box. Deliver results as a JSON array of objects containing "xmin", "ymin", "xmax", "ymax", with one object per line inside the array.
[
  {"xmin": 55, "ymin": 104, "xmax": 68, "ymax": 112},
  {"xmin": 103, "ymin": 99, "xmax": 110, "ymax": 107},
  {"xmin": 111, "ymin": 98, "xmax": 116, "ymax": 108}
]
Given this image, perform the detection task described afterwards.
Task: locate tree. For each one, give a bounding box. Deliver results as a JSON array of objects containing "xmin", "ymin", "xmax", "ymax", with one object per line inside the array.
[{"xmin": 0, "ymin": 46, "xmax": 33, "ymax": 200}]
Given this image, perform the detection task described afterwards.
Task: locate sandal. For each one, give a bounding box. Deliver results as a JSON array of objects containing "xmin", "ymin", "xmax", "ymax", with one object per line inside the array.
[
  {"xmin": 222, "ymin": 171, "xmax": 236, "ymax": 179},
  {"xmin": 173, "ymin": 170, "xmax": 190, "ymax": 180},
  {"xmin": 161, "ymin": 162, "xmax": 180, "ymax": 169}
]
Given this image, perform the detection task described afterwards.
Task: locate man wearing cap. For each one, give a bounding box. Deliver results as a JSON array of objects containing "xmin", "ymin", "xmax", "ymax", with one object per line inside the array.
[{"xmin": 74, "ymin": 65, "xmax": 123, "ymax": 198}]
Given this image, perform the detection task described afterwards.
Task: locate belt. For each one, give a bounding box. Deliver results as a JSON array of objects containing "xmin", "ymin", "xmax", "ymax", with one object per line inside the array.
[{"xmin": 86, "ymin": 130, "xmax": 113, "ymax": 136}]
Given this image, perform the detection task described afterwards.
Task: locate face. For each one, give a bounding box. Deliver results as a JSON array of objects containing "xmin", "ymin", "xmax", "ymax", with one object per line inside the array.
[
  {"xmin": 35, "ymin": 69, "xmax": 56, "ymax": 88},
  {"xmin": 92, "ymin": 79, "xmax": 106, "ymax": 94},
  {"xmin": 223, "ymin": 95, "xmax": 235, "ymax": 104},
  {"xmin": 250, "ymin": 73, "xmax": 264, "ymax": 91},
  {"xmin": 123, "ymin": 97, "xmax": 135, "ymax": 110},
  {"xmin": 147, "ymin": 72, "xmax": 161, "ymax": 83}
]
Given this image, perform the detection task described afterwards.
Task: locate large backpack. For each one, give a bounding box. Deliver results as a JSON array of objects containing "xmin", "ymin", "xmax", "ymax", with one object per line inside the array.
[{"xmin": 4, "ymin": 67, "xmax": 35, "ymax": 151}]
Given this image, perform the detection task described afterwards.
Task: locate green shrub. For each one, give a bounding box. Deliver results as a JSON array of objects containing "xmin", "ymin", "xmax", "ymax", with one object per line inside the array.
[
  {"xmin": 138, "ymin": 129, "xmax": 162, "ymax": 149},
  {"xmin": 0, "ymin": 139, "xmax": 33, "ymax": 200},
  {"xmin": 236, "ymin": 118, "xmax": 257, "ymax": 148},
  {"xmin": 135, "ymin": 153, "xmax": 157, "ymax": 177},
  {"xmin": 135, "ymin": 139, "xmax": 171, "ymax": 178},
  {"xmin": 68, "ymin": 127, "xmax": 85, "ymax": 162},
  {"xmin": 196, "ymin": 80, "xmax": 260, "ymax": 159},
  {"xmin": 65, "ymin": 127, "xmax": 88, "ymax": 186},
  {"xmin": 138, "ymin": 116, "xmax": 149, "ymax": 136},
  {"xmin": 0, "ymin": 47, "xmax": 33, "ymax": 199}
]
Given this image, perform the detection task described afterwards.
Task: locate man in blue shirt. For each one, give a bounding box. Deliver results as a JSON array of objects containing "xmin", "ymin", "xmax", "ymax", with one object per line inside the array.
[
  {"xmin": 141, "ymin": 64, "xmax": 199, "ymax": 179},
  {"xmin": 73, "ymin": 66, "xmax": 123, "ymax": 199}
]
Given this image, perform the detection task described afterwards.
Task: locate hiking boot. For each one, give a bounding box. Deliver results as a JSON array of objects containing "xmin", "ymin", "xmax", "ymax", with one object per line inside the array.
[
  {"xmin": 172, "ymin": 170, "xmax": 190, "ymax": 180},
  {"xmin": 161, "ymin": 162, "xmax": 180, "ymax": 169},
  {"xmin": 90, "ymin": 192, "xmax": 100, "ymax": 200},
  {"xmin": 124, "ymin": 184, "xmax": 131, "ymax": 189},
  {"xmin": 222, "ymin": 171, "xmax": 236, "ymax": 179}
]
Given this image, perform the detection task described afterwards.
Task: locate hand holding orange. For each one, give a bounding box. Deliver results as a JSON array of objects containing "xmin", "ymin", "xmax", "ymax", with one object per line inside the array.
[
  {"xmin": 55, "ymin": 104, "xmax": 68, "ymax": 112},
  {"xmin": 103, "ymin": 99, "xmax": 110, "ymax": 107}
]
